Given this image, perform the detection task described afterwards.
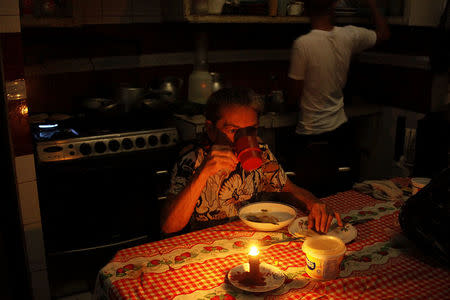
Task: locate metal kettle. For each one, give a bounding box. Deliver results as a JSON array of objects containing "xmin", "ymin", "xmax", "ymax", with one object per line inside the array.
[
  {"xmin": 210, "ymin": 72, "xmax": 223, "ymax": 92},
  {"xmin": 158, "ymin": 77, "xmax": 183, "ymax": 103}
]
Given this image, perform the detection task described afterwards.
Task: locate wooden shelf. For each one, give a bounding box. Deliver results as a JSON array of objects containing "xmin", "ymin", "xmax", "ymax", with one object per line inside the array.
[
  {"xmin": 20, "ymin": 16, "xmax": 77, "ymax": 27},
  {"xmin": 20, "ymin": 14, "xmax": 407, "ymax": 27},
  {"xmin": 336, "ymin": 16, "xmax": 407, "ymax": 25},
  {"xmin": 185, "ymin": 14, "xmax": 407, "ymax": 25},
  {"xmin": 186, "ymin": 15, "xmax": 310, "ymax": 23}
]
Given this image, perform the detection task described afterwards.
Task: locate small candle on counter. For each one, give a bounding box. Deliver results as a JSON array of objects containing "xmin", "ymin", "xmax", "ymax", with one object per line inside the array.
[{"xmin": 248, "ymin": 246, "xmax": 260, "ymax": 279}]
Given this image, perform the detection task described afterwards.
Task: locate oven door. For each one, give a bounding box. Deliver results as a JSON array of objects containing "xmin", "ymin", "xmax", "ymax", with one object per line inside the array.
[{"xmin": 36, "ymin": 147, "xmax": 178, "ymax": 255}]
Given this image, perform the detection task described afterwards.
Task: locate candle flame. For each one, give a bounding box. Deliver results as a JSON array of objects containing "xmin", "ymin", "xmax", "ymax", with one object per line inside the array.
[{"xmin": 249, "ymin": 246, "xmax": 259, "ymax": 256}]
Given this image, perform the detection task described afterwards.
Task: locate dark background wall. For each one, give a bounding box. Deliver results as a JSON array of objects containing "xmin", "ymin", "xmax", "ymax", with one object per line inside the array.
[{"xmin": 20, "ymin": 22, "xmax": 444, "ymax": 114}]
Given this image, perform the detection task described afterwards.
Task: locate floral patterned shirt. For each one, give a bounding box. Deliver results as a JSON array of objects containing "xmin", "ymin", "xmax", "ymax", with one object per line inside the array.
[{"xmin": 167, "ymin": 142, "xmax": 287, "ymax": 231}]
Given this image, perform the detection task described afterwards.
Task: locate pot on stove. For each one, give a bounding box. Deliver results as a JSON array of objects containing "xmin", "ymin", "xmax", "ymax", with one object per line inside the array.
[
  {"xmin": 140, "ymin": 98, "xmax": 169, "ymax": 111},
  {"xmin": 81, "ymin": 97, "xmax": 122, "ymax": 120},
  {"xmin": 117, "ymin": 87, "xmax": 146, "ymax": 113},
  {"xmin": 158, "ymin": 77, "xmax": 183, "ymax": 103},
  {"xmin": 82, "ymin": 98, "xmax": 118, "ymax": 112},
  {"xmin": 116, "ymin": 85, "xmax": 173, "ymax": 112}
]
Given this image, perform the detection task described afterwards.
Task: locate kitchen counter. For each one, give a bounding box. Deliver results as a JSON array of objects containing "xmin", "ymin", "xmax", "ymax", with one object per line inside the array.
[
  {"xmin": 174, "ymin": 103, "xmax": 383, "ymax": 141},
  {"xmin": 345, "ymin": 103, "xmax": 383, "ymax": 118},
  {"xmin": 173, "ymin": 112, "xmax": 299, "ymax": 142},
  {"xmin": 174, "ymin": 111, "xmax": 298, "ymax": 129}
]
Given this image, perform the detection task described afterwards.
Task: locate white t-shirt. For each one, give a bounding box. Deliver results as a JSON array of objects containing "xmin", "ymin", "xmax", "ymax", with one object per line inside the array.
[{"xmin": 289, "ymin": 25, "xmax": 377, "ymax": 135}]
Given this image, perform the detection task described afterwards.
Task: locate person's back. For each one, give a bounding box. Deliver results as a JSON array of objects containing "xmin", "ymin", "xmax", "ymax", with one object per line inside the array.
[
  {"xmin": 290, "ymin": 25, "xmax": 376, "ymax": 134},
  {"xmin": 287, "ymin": 0, "xmax": 389, "ymax": 196}
]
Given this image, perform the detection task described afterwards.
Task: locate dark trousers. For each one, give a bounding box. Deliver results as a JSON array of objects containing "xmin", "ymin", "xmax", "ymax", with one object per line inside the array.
[{"xmin": 292, "ymin": 122, "xmax": 355, "ymax": 197}]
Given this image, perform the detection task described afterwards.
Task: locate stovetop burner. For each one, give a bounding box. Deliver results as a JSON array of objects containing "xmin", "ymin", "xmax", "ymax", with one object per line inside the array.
[{"xmin": 31, "ymin": 111, "xmax": 175, "ymax": 141}]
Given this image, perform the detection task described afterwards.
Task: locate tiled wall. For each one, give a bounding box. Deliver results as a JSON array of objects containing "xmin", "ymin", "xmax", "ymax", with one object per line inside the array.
[
  {"xmin": 15, "ymin": 154, "xmax": 51, "ymax": 300},
  {"xmin": 0, "ymin": 0, "xmax": 20, "ymax": 32},
  {"xmin": 1, "ymin": 2, "xmax": 51, "ymax": 299},
  {"xmin": 21, "ymin": 23, "xmax": 443, "ymax": 115},
  {"xmin": 21, "ymin": 22, "xmax": 309, "ymax": 113}
]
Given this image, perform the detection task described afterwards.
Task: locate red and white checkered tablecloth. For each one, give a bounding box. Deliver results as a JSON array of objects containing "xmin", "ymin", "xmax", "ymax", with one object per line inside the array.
[{"xmin": 94, "ymin": 179, "xmax": 450, "ymax": 300}]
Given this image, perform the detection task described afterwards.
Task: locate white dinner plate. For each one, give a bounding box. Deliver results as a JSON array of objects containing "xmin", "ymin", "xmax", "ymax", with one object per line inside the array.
[
  {"xmin": 288, "ymin": 217, "xmax": 357, "ymax": 244},
  {"xmin": 228, "ymin": 262, "xmax": 285, "ymax": 293},
  {"xmin": 238, "ymin": 202, "xmax": 296, "ymax": 231}
]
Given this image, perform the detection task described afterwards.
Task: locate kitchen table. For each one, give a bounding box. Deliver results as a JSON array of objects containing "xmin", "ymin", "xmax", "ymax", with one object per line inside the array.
[{"xmin": 93, "ymin": 178, "xmax": 449, "ymax": 299}]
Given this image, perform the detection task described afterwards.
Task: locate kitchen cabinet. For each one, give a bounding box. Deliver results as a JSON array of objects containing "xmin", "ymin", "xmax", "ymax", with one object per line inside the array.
[
  {"xmin": 101, "ymin": 0, "xmax": 133, "ymax": 24},
  {"xmin": 20, "ymin": 0, "xmax": 162, "ymax": 27},
  {"xmin": 162, "ymin": 0, "xmax": 446, "ymax": 26}
]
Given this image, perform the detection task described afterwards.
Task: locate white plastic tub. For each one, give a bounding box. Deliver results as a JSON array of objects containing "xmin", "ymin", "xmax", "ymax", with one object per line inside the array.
[{"xmin": 302, "ymin": 235, "xmax": 346, "ymax": 280}]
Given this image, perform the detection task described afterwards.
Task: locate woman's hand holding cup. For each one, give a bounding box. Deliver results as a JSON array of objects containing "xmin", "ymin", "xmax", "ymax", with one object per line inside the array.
[{"xmin": 202, "ymin": 145, "xmax": 239, "ymax": 177}]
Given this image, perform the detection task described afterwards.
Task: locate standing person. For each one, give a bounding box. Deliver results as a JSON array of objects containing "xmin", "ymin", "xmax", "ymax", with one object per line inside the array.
[
  {"xmin": 161, "ymin": 87, "xmax": 342, "ymax": 235},
  {"xmin": 287, "ymin": 0, "xmax": 390, "ymax": 196}
]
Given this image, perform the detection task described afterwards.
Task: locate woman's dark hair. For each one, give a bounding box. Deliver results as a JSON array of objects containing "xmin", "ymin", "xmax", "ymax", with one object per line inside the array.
[
  {"xmin": 204, "ymin": 87, "xmax": 264, "ymax": 124},
  {"xmin": 305, "ymin": 0, "xmax": 337, "ymax": 17}
]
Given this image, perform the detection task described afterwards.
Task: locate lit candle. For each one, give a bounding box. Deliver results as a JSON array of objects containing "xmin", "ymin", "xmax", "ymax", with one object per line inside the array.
[{"xmin": 248, "ymin": 246, "xmax": 260, "ymax": 279}]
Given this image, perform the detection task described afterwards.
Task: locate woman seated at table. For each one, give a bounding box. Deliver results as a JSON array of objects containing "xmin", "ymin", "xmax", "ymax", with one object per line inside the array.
[{"xmin": 161, "ymin": 87, "xmax": 343, "ymax": 234}]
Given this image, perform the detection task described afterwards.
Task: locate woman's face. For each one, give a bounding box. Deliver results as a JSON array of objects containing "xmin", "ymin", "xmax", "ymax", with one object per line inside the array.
[{"xmin": 207, "ymin": 104, "xmax": 259, "ymax": 145}]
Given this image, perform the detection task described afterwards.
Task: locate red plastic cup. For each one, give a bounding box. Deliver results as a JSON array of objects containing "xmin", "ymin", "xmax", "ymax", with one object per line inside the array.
[{"xmin": 234, "ymin": 134, "xmax": 263, "ymax": 171}]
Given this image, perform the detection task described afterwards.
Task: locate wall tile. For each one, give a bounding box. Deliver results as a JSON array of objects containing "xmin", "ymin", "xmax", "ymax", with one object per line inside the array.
[
  {"xmin": 0, "ymin": 0, "xmax": 20, "ymax": 15},
  {"xmin": 15, "ymin": 154, "xmax": 37, "ymax": 183},
  {"xmin": 18, "ymin": 180, "xmax": 42, "ymax": 225},
  {"xmin": 132, "ymin": 15, "xmax": 161, "ymax": 23},
  {"xmin": 132, "ymin": 0, "xmax": 161, "ymax": 19},
  {"xmin": 0, "ymin": 15, "xmax": 20, "ymax": 33},
  {"xmin": 1, "ymin": 32, "xmax": 25, "ymax": 80},
  {"xmin": 103, "ymin": 0, "xmax": 132, "ymax": 16},
  {"xmin": 79, "ymin": 0, "xmax": 102, "ymax": 17},
  {"xmin": 132, "ymin": 0, "xmax": 156, "ymax": 15},
  {"xmin": 102, "ymin": 16, "xmax": 133, "ymax": 24},
  {"xmin": 73, "ymin": 0, "xmax": 101, "ymax": 24},
  {"xmin": 30, "ymin": 269, "xmax": 51, "ymax": 300},
  {"xmin": 24, "ymin": 222, "xmax": 48, "ymax": 272}
]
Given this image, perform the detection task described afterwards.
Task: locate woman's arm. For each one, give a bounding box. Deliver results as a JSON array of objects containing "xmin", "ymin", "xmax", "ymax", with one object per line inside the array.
[
  {"xmin": 160, "ymin": 170, "xmax": 211, "ymax": 234},
  {"xmin": 160, "ymin": 146, "xmax": 238, "ymax": 234}
]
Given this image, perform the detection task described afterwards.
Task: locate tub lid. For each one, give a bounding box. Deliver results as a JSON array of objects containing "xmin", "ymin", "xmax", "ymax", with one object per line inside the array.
[{"xmin": 302, "ymin": 235, "xmax": 346, "ymax": 256}]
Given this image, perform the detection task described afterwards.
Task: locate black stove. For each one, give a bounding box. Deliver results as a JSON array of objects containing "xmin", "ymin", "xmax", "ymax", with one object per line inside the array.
[
  {"xmin": 33, "ymin": 110, "xmax": 181, "ymax": 255},
  {"xmin": 31, "ymin": 112, "xmax": 179, "ymax": 163}
]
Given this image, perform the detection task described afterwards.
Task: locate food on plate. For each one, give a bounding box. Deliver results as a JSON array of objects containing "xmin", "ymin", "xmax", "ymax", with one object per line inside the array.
[
  {"xmin": 239, "ymin": 202, "xmax": 296, "ymax": 231},
  {"xmin": 245, "ymin": 213, "xmax": 279, "ymax": 225}
]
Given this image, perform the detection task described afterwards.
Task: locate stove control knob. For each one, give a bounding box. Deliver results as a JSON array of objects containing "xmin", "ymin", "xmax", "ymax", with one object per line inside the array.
[
  {"xmin": 79, "ymin": 143, "xmax": 92, "ymax": 155},
  {"xmin": 108, "ymin": 140, "xmax": 120, "ymax": 152},
  {"xmin": 122, "ymin": 138, "xmax": 133, "ymax": 150},
  {"xmin": 135, "ymin": 137, "xmax": 146, "ymax": 148},
  {"xmin": 148, "ymin": 135, "xmax": 158, "ymax": 147},
  {"xmin": 160, "ymin": 134, "xmax": 170, "ymax": 145},
  {"xmin": 95, "ymin": 141, "xmax": 107, "ymax": 153}
]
